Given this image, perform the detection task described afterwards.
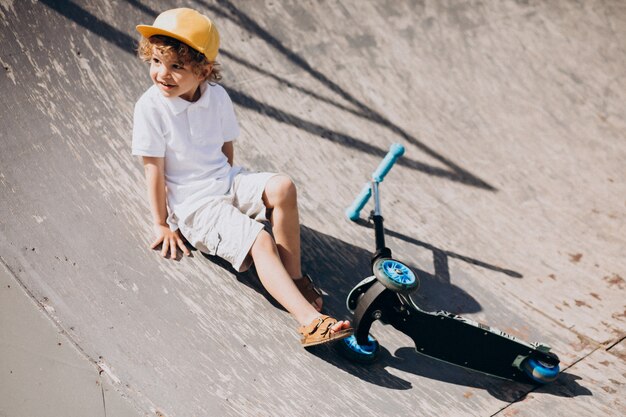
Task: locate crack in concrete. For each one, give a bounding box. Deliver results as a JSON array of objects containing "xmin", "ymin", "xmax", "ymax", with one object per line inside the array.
[
  {"xmin": 605, "ymin": 335, "xmax": 625, "ymax": 351},
  {"xmin": 101, "ymin": 377, "xmax": 108, "ymax": 417}
]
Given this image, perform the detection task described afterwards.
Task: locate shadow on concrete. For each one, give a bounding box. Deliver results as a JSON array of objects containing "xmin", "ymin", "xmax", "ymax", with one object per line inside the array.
[
  {"xmin": 379, "ymin": 225, "xmax": 523, "ymax": 279},
  {"xmin": 41, "ymin": 0, "xmax": 496, "ymax": 191},
  {"xmin": 124, "ymin": 0, "xmax": 159, "ymax": 16},
  {"xmin": 40, "ymin": 0, "xmax": 136, "ymax": 53},
  {"xmin": 198, "ymin": 224, "xmax": 483, "ymax": 319},
  {"xmin": 352, "ymin": 218, "xmax": 522, "ymax": 312},
  {"xmin": 298, "ymin": 225, "xmax": 485, "ymax": 318},
  {"xmin": 195, "ymin": 222, "xmax": 484, "ymax": 328},
  {"xmin": 309, "ymin": 344, "xmax": 590, "ymax": 402},
  {"xmin": 386, "ymin": 348, "xmax": 590, "ymax": 400},
  {"xmin": 199, "ymin": 0, "xmax": 497, "ymax": 190}
]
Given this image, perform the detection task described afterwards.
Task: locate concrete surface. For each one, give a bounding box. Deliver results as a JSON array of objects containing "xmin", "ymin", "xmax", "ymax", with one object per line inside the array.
[
  {"xmin": 0, "ymin": 0, "xmax": 624, "ymax": 416},
  {"xmin": 0, "ymin": 260, "xmax": 141, "ymax": 417}
]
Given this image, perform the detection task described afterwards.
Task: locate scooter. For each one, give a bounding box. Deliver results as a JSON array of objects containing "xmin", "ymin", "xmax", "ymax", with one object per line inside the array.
[{"xmin": 336, "ymin": 144, "xmax": 560, "ymax": 384}]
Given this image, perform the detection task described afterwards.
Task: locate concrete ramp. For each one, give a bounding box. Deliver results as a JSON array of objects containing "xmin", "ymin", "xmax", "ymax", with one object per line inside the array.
[{"xmin": 1, "ymin": 1, "xmax": 624, "ymax": 416}]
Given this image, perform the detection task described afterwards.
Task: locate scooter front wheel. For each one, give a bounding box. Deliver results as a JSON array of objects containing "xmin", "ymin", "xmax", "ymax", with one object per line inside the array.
[
  {"xmin": 373, "ymin": 258, "xmax": 419, "ymax": 293},
  {"xmin": 335, "ymin": 334, "xmax": 380, "ymax": 364}
]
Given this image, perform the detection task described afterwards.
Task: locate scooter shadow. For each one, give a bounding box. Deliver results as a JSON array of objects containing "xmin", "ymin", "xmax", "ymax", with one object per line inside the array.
[
  {"xmin": 307, "ymin": 343, "xmax": 590, "ymax": 401},
  {"xmin": 297, "ymin": 224, "xmax": 483, "ymax": 319},
  {"xmin": 388, "ymin": 347, "xmax": 591, "ymax": 399}
]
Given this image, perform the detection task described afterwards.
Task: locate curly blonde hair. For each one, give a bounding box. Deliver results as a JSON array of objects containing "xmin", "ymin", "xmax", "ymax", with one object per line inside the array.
[{"xmin": 137, "ymin": 35, "xmax": 222, "ymax": 83}]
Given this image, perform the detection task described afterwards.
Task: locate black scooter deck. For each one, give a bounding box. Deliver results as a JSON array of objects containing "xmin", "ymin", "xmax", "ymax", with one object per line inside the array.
[{"xmin": 353, "ymin": 281, "xmax": 559, "ymax": 383}]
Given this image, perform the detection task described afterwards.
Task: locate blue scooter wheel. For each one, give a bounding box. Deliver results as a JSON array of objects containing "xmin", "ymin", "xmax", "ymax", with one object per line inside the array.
[
  {"xmin": 335, "ymin": 334, "xmax": 380, "ymax": 364},
  {"xmin": 373, "ymin": 258, "xmax": 419, "ymax": 293},
  {"xmin": 521, "ymin": 357, "xmax": 560, "ymax": 384}
]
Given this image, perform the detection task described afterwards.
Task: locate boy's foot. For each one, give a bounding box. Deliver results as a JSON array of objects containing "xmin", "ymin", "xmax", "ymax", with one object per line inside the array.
[
  {"xmin": 293, "ymin": 274, "xmax": 323, "ymax": 312},
  {"xmin": 299, "ymin": 315, "xmax": 352, "ymax": 347}
]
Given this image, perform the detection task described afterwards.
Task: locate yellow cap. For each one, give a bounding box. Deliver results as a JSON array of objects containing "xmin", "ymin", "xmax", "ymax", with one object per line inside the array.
[{"xmin": 136, "ymin": 8, "xmax": 220, "ymax": 61}]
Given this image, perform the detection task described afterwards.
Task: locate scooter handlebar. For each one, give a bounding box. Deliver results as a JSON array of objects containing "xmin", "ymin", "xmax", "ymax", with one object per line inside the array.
[
  {"xmin": 345, "ymin": 183, "xmax": 372, "ymax": 221},
  {"xmin": 345, "ymin": 143, "xmax": 405, "ymax": 221},
  {"xmin": 372, "ymin": 143, "xmax": 405, "ymax": 182}
]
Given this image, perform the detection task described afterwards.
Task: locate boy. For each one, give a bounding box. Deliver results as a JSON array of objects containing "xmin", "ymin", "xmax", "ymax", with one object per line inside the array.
[{"xmin": 132, "ymin": 8, "xmax": 351, "ymax": 346}]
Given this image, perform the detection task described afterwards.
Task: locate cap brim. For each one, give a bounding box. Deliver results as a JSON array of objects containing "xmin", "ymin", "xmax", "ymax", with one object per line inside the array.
[{"xmin": 136, "ymin": 24, "xmax": 205, "ymax": 55}]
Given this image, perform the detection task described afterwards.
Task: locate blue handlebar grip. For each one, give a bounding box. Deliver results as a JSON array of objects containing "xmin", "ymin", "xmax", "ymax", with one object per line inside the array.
[
  {"xmin": 372, "ymin": 143, "xmax": 405, "ymax": 182},
  {"xmin": 345, "ymin": 183, "xmax": 372, "ymax": 221}
]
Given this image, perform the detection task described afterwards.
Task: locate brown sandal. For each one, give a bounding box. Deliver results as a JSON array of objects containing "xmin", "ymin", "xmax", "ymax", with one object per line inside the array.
[
  {"xmin": 299, "ymin": 315, "xmax": 353, "ymax": 347},
  {"xmin": 294, "ymin": 274, "xmax": 323, "ymax": 312}
]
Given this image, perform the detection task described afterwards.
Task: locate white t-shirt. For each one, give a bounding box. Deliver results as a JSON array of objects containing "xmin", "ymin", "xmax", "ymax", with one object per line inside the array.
[{"xmin": 132, "ymin": 82, "xmax": 241, "ymax": 228}]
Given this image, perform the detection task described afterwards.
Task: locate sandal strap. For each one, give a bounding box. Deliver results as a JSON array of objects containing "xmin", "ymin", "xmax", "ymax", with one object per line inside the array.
[
  {"xmin": 299, "ymin": 315, "xmax": 353, "ymax": 347},
  {"xmin": 299, "ymin": 315, "xmax": 335, "ymax": 336}
]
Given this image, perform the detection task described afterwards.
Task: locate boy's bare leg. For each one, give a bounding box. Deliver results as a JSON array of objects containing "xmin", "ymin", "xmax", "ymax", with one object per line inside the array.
[
  {"xmin": 250, "ymin": 230, "xmax": 349, "ymax": 331},
  {"xmin": 262, "ymin": 175, "xmax": 301, "ymax": 276},
  {"xmin": 262, "ymin": 175, "xmax": 323, "ymax": 311}
]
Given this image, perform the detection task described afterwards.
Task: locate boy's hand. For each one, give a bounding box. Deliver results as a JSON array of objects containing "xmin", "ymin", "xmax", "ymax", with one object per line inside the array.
[{"xmin": 151, "ymin": 224, "xmax": 191, "ymax": 260}]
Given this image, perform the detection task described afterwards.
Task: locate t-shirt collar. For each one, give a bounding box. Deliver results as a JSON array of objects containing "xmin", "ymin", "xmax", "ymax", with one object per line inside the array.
[{"xmin": 162, "ymin": 82, "xmax": 211, "ymax": 115}]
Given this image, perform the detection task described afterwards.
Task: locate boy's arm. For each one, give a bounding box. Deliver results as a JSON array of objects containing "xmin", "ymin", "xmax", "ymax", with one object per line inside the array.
[
  {"xmin": 222, "ymin": 141, "xmax": 234, "ymax": 166},
  {"xmin": 142, "ymin": 156, "xmax": 190, "ymax": 259}
]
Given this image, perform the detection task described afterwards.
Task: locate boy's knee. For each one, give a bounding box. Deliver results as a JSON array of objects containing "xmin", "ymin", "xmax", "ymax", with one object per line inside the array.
[
  {"xmin": 266, "ymin": 175, "xmax": 297, "ymax": 206},
  {"xmin": 250, "ymin": 230, "xmax": 277, "ymax": 256}
]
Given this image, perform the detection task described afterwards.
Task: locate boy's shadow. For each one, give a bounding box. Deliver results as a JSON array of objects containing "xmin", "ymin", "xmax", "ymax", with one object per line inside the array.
[
  {"xmin": 202, "ymin": 223, "xmax": 485, "ymax": 318},
  {"xmin": 199, "ymin": 224, "xmax": 589, "ymax": 400}
]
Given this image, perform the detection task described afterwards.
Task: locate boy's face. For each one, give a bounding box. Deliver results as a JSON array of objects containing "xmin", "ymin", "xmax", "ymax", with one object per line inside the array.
[{"xmin": 149, "ymin": 45, "xmax": 209, "ymax": 102}]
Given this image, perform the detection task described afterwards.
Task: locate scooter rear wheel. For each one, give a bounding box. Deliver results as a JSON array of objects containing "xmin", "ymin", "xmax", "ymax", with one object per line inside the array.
[{"xmin": 520, "ymin": 357, "xmax": 560, "ymax": 384}]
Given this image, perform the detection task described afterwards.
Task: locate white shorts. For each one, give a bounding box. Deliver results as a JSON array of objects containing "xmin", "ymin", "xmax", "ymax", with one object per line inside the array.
[{"xmin": 178, "ymin": 170, "xmax": 277, "ymax": 272}]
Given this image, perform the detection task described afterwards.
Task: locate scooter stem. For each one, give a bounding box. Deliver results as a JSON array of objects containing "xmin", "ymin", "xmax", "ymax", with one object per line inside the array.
[{"xmin": 371, "ymin": 181, "xmax": 392, "ymax": 261}]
